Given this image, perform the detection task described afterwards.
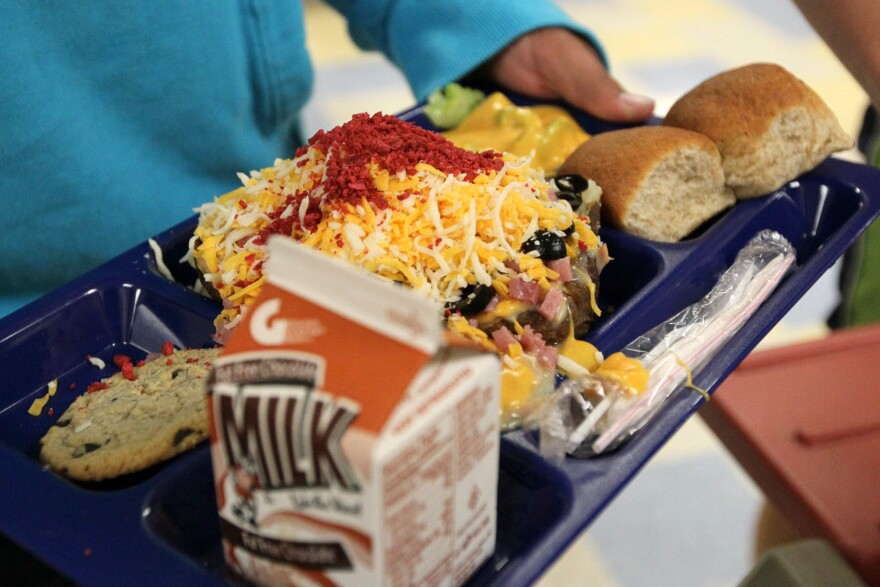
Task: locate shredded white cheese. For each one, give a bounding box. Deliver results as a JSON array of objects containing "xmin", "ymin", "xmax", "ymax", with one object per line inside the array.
[
  {"xmin": 74, "ymin": 420, "xmax": 93, "ymax": 433},
  {"xmin": 148, "ymin": 238, "xmax": 175, "ymax": 282},
  {"xmin": 187, "ymin": 142, "xmax": 600, "ymax": 334}
]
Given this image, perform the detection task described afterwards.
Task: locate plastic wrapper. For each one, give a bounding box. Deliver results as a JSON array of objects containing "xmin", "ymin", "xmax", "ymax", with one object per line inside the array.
[{"xmin": 529, "ymin": 229, "xmax": 797, "ymax": 461}]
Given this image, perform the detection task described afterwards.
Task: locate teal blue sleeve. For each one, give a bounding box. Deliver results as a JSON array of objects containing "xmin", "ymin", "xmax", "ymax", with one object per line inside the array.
[
  {"xmin": 324, "ymin": 0, "xmax": 608, "ymax": 100},
  {"xmin": 0, "ymin": 1, "xmax": 312, "ymax": 317}
]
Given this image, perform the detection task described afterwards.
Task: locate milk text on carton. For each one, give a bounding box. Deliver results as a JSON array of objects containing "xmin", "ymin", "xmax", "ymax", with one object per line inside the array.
[
  {"xmin": 207, "ymin": 237, "xmax": 500, "ymax": 587},
  {"xmin": 214, "ymin": 381, "xmax": 360, "ymax": 491}
]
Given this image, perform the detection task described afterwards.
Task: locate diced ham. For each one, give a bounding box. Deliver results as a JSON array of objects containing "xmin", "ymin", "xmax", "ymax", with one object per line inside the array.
[
  {"xmin": 509, "ymin": 277, "xmax": 542, "ymax": 304},
  {"xmin": 518, "ymin": 325, "xmax": 545, "ymax": 353},
  {"xmin": 547, "ymin": 257, "xmax": 573, "ymax": 282},
  {"xmin": 491, "ymin": 326, "xmax": 518, "ymax": 353},
  {"xmin": 535, "ymin": 345, "xmax": 559, "ymax": 371},
  {"xmin": 538, "ymin": 287, "xmax": 565, "ymax": 320}
]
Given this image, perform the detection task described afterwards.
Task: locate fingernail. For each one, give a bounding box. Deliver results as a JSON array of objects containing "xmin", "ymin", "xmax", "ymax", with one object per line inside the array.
[{"xmin": 620, "ymin": 92, "xmax": 654, "ymax": 108}]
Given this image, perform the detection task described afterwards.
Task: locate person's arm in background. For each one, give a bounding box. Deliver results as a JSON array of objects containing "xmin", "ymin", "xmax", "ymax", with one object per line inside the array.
[
  {"xmin": 323, "ymin": 0, "xmax": 654, "ymax": 124},
  {"xmin": 793, "ymin": 0, "xmax": 880, "ymax": 329},
  {"xmin": 791, "ymin": 0, "xmax": 880, "ymax": 111}
]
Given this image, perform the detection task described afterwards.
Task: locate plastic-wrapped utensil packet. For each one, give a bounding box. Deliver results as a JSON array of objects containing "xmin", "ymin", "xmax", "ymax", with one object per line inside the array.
[{"xmin": 531, "ymin": 230, "xmax": 797, "ymax": 461}]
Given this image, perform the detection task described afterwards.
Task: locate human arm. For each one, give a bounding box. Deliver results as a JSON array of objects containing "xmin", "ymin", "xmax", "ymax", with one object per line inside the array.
[
  {"xmin": 476, "ymin": 27, "xmax": 655, "ymax": 123},
  {"xmin": 791, "ymin": 0, "xmax": 880, "ymax": 110},
  {"xmin": 323, "ymin": 0, "xmax": 654, "ymax": 123}
]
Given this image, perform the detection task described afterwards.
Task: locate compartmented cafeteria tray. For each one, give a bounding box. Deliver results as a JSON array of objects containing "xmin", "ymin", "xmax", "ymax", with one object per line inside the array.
[{"xmin": 2, "ymin": 97, "xmax": 880, "ymax": 586}]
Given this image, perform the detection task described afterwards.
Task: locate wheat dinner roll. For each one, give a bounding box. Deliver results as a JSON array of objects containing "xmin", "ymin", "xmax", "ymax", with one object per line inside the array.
[
  {"xmin": 663, "ymin": 63, "xmax": 853, "ymax": 198},
  {"xmin": 558, "ymin": 126, "xmax": 735, "ymax": 242}
]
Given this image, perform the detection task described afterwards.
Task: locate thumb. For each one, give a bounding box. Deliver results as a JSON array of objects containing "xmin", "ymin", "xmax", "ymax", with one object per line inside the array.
[
  {"xmin": 561, "ymin": 63, "xmax": 656, "ymax": 123},
  {"xmin": 483, "ymin": 28, "xmax": 655, "ymax": 124},
  {"xmin": 534, "ymin": 31, "xmax": 655, "ymax": 123}
]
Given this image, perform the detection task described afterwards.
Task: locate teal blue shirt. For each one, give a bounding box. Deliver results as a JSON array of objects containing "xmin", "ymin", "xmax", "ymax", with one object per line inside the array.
[{"xmin": 0, "ymin": 0, "xmax": 603, "ymax": 318}]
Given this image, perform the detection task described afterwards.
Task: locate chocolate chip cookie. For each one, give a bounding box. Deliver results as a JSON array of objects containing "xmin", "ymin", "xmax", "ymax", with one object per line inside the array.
[{"xmin": 40, "ymin": 348, "xmax": 219, "ymax": 481}]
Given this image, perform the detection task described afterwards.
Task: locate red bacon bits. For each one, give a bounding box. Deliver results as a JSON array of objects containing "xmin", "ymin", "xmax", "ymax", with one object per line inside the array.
[
  {"xmin": 257, "ymin": 112, "xmax": 503, "ymax": 245},
  {"xmin": 255, "ymin": 188, "xmax": 320, "ymax": 245},
  {"xmin": 112, "ymin": 354, "xmax": 132, "ymax": 369},
  {"xmin": 111, "ymin": 354, "xmax": 137, "ymax": 381},
  {"xmin": 85, "ymin": 347, "xmax": 160, "ymax": 393},
  {"xmin": 161, "ymin": 341, "xmax": 175, "ymax": 356},
  {"xmin": 310, "ymin": 112, "xmax": 502, "ymax": 205},
  {"xmin": 121, "ymin": 361, "xmax": 136, "ymax": 381},
  {"xmin": 87, "ymin": 382, "xmax": 110, "ymax": 394}
]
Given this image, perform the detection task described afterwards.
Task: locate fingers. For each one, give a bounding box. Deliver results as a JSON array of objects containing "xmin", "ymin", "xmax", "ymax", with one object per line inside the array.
[
  {"xmin": 483, "ymin": 28, "xmax": 655, "ymax": 124},
  {"xmin": 561, "ymin": 63, "xmax": 656, "ymax": 123}
]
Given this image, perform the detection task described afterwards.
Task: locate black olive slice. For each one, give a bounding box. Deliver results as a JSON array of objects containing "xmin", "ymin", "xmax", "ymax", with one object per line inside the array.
[
  {"xmin": 556, "ymin": 189, "xmax": 583, "ymax": 210},
  {"xmin": 554, "ymin": 173, "xmax": 589, "ymax": 193},
  {"xmin": 447, "ymin": 283, "xmax": 495, "ymax": 316},
  {"xmin": 521, "ymin": 230, "xmax": 567, "ymax": 260}
]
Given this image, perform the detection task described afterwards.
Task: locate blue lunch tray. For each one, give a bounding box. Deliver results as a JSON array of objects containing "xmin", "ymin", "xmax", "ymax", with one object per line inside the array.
[{"xmin": 1, "ymin": 97, "xmax": 880, "ymax": 586}]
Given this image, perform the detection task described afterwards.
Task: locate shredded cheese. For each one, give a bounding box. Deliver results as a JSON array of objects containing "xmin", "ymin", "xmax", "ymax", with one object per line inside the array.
[
  {"xmin": 148, "ymin": 238, "xmax": 175, "ymax": 282},
  {"xmin": 673, "ymin": 352, "xmax": 710, "ymax": 400},
  {"xmin": 74, "ymin": 420, "xmax": 93, "ymax": 433},
  {"xmin": 186, "ymin": 113, "xmax": 618, "ymax": 425},
  {"xmin": 190, "ymin": 146, "xmax": 599, "ymax": 334},
  {"xmin": 27, "ymin": 380, "xmax": 58, "ymax": 416}
]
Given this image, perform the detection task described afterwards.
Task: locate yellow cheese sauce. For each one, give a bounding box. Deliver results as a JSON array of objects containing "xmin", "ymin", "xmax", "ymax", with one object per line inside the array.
[
  {"xmin": 442, "ymin": 92, "xmax": 590, "ymax": 174},
  {"xmin": 557, "ymin": 328, "xmax": 649, "ymax": 394},
  {"xmin": 497, "ymin": 317, "xmax": 651, "ymax": 427},
  {"xmin": 596, "ymin": 352, "xmax": 650, "ymax": 394},
  {"xmin": 474, "ymin": 299, "xmax": 530, "ymax": 326},
  {"xmin": 500, "ymin": 353, "xmax": 539, "ymax": 416},
  {"xmin": 558, "ymin": 336, "xmax": 602, "ymax": 373}
]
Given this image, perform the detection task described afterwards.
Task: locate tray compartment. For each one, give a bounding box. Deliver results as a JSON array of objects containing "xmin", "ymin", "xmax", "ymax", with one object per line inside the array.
[
  {"xmin": 0, "ymin": 275, "xmax": 217, "ymax": 468},
  {"xmin": 143, "ymin": 450, "xmax": 234, "ymax": 583},
  {"xmin": 147, "ymin": 216, "xmax": 207, "ymax": 292},
  {"xmin": 142, "ymin": 437, "xmax": 576, "ymax": 586}
]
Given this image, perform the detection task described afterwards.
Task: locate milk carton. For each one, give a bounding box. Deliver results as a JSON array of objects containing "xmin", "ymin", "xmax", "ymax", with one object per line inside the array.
[{"xmin": 207, "ymin": 236, "xmax": 501, "ymax": 587}]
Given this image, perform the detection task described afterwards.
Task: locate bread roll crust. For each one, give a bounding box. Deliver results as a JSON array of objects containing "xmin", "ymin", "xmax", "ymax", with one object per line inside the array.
[
  {"xmin": 558, "ymin": 126, "xmax": 735, "ymax": 242},
  {"xmin": 663, "ymin": 63, "xmax": 853, "ymax": 198}
]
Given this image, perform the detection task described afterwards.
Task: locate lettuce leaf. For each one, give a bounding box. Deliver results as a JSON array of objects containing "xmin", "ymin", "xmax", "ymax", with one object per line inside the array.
[{"xmin": 423, "ymin": 83, "xmax": 485, "ymax": 130}]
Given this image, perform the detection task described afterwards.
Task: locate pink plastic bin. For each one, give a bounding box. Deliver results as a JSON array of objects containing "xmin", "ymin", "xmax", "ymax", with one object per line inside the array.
[{"xmin": 702, "ymin": 324, "xmax": 880, "ymax": 585}]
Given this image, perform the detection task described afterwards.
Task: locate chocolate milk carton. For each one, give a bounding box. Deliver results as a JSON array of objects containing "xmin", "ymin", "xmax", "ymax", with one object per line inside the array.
[{"xmin": 207, "ymin": 236, "xmax": 501, "ymax": 587}]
